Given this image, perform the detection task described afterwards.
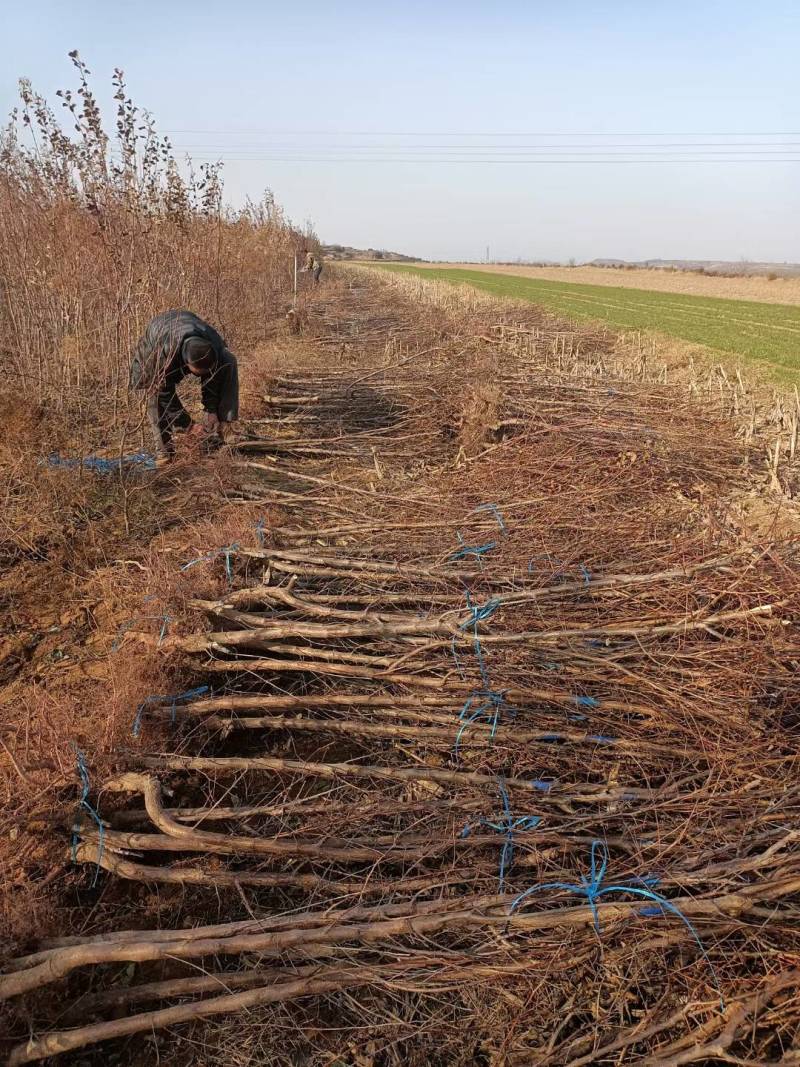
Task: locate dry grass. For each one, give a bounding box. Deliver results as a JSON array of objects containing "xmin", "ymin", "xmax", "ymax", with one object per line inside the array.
[
  {"xmin": 0, "ymin": 326, "xmax": 296, "ymax": 943},
  {"xmin": 0, "ymin": 53, "xmax": 313, "ymax": 956},
  {"xmin": 3, "ymin": 271, "xmax": 798, "ymax": 1065},
  {"xmin": 0, "ymin": 53, "xmax": 314, "ymax": 462},
  {"xmin": 417, "ymin": 262, "xmax": 800, "ymax": 305},
  {"xmin": 2, "ymin": 63, "xmax": 799, "ymax": 1063}
]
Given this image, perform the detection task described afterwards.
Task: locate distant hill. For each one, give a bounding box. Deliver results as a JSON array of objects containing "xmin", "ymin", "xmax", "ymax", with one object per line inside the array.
[
  {"xmin": 588, "ymin": 258, "xmax": 800, "ymax": 278},
  {"xmin": 322, "ymin": 244, "xmax": 421, "ymax": 262}
]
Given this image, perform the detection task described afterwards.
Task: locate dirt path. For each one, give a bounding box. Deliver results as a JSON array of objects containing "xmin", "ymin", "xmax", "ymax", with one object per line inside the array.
[{"xmin": 2, "ymin": 274, "xmax": 799, "ymax": 1066}]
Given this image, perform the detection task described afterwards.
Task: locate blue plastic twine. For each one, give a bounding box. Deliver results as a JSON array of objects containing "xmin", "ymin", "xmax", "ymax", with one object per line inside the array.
[
  {"xmin": 181, "ymin": 543, "xmax": 240, "ymax": 585},
  {"xmin": 461, "ymin": 595, "xmax": 503, "ymax": 629},
  {"xmin": 132, "ymin": 685, "xmax": 210, "ymax": 737},
  {"xmin": 158, "ymin": 615, "xmax": 171, "ymax": 645},
  {"xmin": 71, "ymin": 747, "xmax": 105, "ymax": 887},
  {"xmin": 454, "ymin": 689, "xmax": 513, "ymax": 755},
  {"xmin": 461, "ymin": 779, "xmax": 540, "ymax": 892},
  {"xmin": 471, "ymin": 503, "xmax": 507, "ymax": 534},
  {"xmin": 509, "ymin": 839, "xmax": 724, "ymax": 1010},
  {"xmin": 449, "ymin": 533, "xmax": 498, "ymax": 564},
  {"xmin": 46, "ymin": 451, "xmax": 156, "ymax": 474},
  {"xmin": 111, "ymin": 613, "xmax": 171, "ymax": 652},
  {"xmin": 222, "ymin": 545, "xmax": 237, "ymax": 584},
  {"xmin": 528, "ymin": 556, "xmax": 592, "ymax": 587},
  {"xmin": 451, "ymin": 593, "xmax": 502, "ymax": 683},
  {"xmin": 451, "ymin": 504, "xmax": 507, "ymax": 563},
  {"xmin": 574, "ymin": 695, "xmax": 600, "ymax": 709}
]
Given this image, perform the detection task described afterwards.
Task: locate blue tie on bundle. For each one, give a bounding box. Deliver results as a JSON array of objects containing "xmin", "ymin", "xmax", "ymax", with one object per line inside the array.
[
  {"xmin": 574, "ymin": 695, "xmax": 600, "ymax": 709},
  {"xmin": 461, "ymin": 779, "xmax": 540, "ymax": 892},
  {"xmin": 157, "ymin": 614, "xmax": 171, "ymax": 644},
  {"xmin": 452, "ymin": 592, "xmax": 502, "ymax": 679},
  {"xmin": 46, "ymin": 451, "xmax": 156, "ymax": 473},
  {"xmin": 454, "ymin": 689, "xmax": 513, "ymax": 754},
  {"xmin": 452, "ymin": 594, "xmax": 505, "ymax": 750},
  {"xmin": 132, "ymin": 685, "xmax": 210, "ymax": 737},
  {"xmin": 471, "ymin": 503, "xmax": 507, "ymax": 534},
  {"xmin": 181, "ymin": 542, "xmax": 240, "ymax": 584},
  {"xmin": 528, "ymin": 555, "xmax": 592, "ymax": 587},
  {"xmin": 531, "ymin": 779, "xmax": 553, "ymax": 792},
  {"xmin": 111, "ymin": 613, "xmax": 172, "ymax": 652},
  {"xmin": 509, "ymin": 839, "xmax": 724, "ymax": 1010},
  {"xmin": 71, "ymin": 747, "xmax": 105, "ymax": 887},
  {"xmin": 450, "ymin": 503, "xmax": 507, "ymax": 563},
  {"xmin": 449, "ymin": 532, "xmax": 498, "ymax": 564}
]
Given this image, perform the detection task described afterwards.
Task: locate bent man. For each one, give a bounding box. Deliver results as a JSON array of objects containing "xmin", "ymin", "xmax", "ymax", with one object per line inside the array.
[
  {"xmin": 302, "ymin": 249, "xmax": 323, "ymax": 284},
  {"xmin": 130, "ymin": 309, "xmax": 239, "ymax": 460}
]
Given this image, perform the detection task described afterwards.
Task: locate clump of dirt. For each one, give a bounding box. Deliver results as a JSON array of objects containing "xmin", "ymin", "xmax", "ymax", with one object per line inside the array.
[
  {"xmin": 726, "ymin": 487, "xmax": 800, "ymax": 542},
  {"xmin": 457, "ymin": 379, "xmax": 504, "ymax": 454}
]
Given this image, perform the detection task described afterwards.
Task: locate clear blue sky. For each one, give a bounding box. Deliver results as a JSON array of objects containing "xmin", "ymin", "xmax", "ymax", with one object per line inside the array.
[{"xmin": 2, "ymin": 0, "xmax": 798, "ymax": 262}]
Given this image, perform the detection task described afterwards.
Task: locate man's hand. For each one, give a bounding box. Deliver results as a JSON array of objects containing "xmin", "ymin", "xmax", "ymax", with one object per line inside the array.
[{"xmin": 202, "ymin": 412, "xmax": 220, "ymax": 436}]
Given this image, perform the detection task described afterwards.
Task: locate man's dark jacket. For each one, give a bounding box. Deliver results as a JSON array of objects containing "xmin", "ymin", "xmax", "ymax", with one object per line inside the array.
[
  {"xmin": 130, "ymin": 310, "xmax": 238, "ymax": 452},
  {"xmin": 130, "ymin": 310, "xmax": 234, "ymax": 415}
]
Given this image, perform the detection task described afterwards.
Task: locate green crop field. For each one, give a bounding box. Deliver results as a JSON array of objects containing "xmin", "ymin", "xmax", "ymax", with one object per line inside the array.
[{"xmin": 376, "ymin": 265, "xmax": 800, "ymax": 384}]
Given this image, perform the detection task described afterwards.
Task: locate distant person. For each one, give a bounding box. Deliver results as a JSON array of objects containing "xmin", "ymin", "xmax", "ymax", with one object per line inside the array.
[
  {"xmin": 129, "ymin": 310, "xmax": 239, "ymax": 462},
  {"xmin": 301, "ymin": 248, "xmax": 323, "ymax": 284}
]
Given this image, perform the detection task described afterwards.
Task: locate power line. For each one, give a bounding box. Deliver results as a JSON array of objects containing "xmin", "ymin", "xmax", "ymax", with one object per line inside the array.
[
  {"xmin": 162, "ymin": 128, "xmax": 800, "ymax": 137},
  {"xmin": 166, "ymin": 141, "xmax": 800, "ymax": 152},
  {"xmin": 158, "ymin": 135, "xmax": 800, "ymax": 164},
  {"xmin": 170, "ymin": 156, "xmax": 800, "ymax": 164},
  {"xmin": 171, "ymin": 149, "xmax": 800, "ymax": 158},
  {"xmin": 163, "ymin": 146, "xmax": 800, "ymax": 161}
]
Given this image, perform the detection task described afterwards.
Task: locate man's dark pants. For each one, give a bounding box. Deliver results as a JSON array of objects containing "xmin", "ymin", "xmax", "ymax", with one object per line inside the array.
[{"xmin": 146, "ymin": 358, "xmax": 239, "ymax": 454}]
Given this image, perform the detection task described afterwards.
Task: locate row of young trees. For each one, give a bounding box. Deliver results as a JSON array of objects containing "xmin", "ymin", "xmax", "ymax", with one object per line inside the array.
[{"xmin": 0, "ymin": 52, "xmax": 311, "ymax": 441}]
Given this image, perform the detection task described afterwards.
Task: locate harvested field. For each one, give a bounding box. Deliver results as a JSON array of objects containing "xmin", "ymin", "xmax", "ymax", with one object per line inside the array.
[
  {"xmin": 376, "ymin": 264, "xmax": 800, "ymax": 385},
  {"xmin": 410, "ymin": 263, "xmax": 800, "ymax": 307},
  {"xmin": 2, "ymin": 269, "xmax": 800, "ymax": 1065}
]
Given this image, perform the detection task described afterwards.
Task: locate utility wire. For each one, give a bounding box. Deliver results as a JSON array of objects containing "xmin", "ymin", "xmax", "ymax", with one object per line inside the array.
[
  {"xmin": 162, "ymin": 128, "xmax": 800, "ymax": 137},
  {"xmin": 165, "ymin": 141, "xmax": 800, "ymax": 149},
  {"xmin": 161, "ymin": 155, "xmax": 800, "ymax": 164}
]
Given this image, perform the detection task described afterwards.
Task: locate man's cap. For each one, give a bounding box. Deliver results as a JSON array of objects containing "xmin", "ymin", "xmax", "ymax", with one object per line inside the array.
[{"xmin": 182, "ymin": 337, "xmax": 215, "ymax": 370}]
